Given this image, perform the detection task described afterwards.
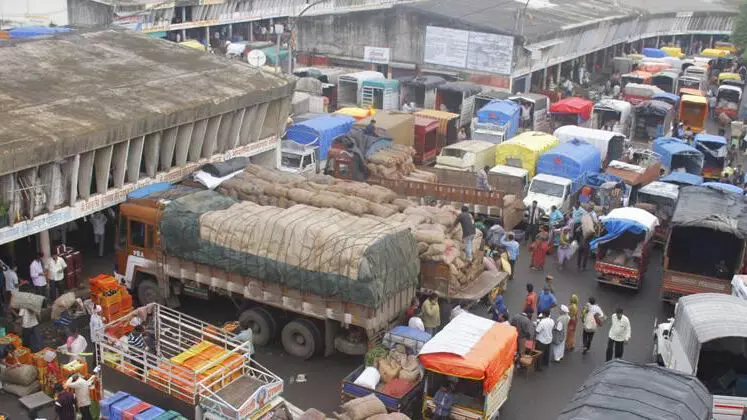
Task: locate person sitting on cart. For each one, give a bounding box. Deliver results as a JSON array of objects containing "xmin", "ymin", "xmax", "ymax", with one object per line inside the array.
[{"xmin": 433, "ymin": 382, "xmax": 456, "ymax": 420}]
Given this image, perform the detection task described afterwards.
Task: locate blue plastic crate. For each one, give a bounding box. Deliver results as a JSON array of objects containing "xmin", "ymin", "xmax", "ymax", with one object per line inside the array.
[
  {"xmin": 134, "ymin": 406, "xmax": 166, "ymax": 420},
  {"xmin": 100, "ymin": 392, "xmax": 131, "ymax": 419},
  {"xmin": 111, "ymin": 396, "xmax": 142, "ymax": 420}
]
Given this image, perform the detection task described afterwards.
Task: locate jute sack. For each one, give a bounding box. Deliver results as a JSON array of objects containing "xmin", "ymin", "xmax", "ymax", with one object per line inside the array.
[
  {"xmin": 340, "ymin": 394, "xmax": 387, "ymax": 420},
  {"xmin": 3, "ymin": 381, "xmax": 41, "ymax": 397},
  {"xmin": 11, "ymin": 291, "xmax": 44, "ymax": 314},
  {"xmin": 0, "ymin": 364, "xmax": 38, "ymax": 386}
]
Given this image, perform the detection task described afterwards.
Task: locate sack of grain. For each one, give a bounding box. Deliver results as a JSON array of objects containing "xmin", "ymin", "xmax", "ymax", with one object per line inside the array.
[
  {"xmin": 11, "ymin": 291, "xmax": 44, "ymax": 314},
  {"xmin": 340, "ymin": 394, "xmax": 387, "ymax": 420},
  {"xmin": 414, "ymin": 229, "xmax": 445, "ymax": 244},
  {"xmin": 403, "ymin": 206, "xmax": 433, "ymax": 222},
  {"xmin": 442, "ymin": 241, "xmax": 459, "ymax": 265},
  {"xmin": 402, "ymin": 215, "xmax": 427, "ymax": 227},
  {"xmin": 353, "ymin": 366, "xmax": 380, "ymax": 390},
  {"xmin": 423, "ymin": 243, "xmax": 447, "ymax": 258},
  {"xmin": 581, "ymin": 213, "xmax": 595, "ymax": 238},
  {"xmin": 0, "ymin": 364, "xmax": 38, "ymax": 386},
  {"xmin": 377, "ymin": 358, "xmax": 401, "ymax": 384},
  {"xmin": 504, "ymin": 194, "xmax": 516, "ymax": 207},
  {"xmin": 417, "ymin": 242, "xmax": 429, "ymax": 254},
  {"xmin": 52, "ymin": 292, "xmax": 77, "ymax": 320},
  {"xmin": 370, "ymin": 203, "xmax": 398, "ymax": 218},
  {"xmin": 392, "ymin": 198, "xmax": 413, "ymax": 211},
  {"xmin": 3, "ymin": 381, "xmax": 41, "ymax": 397}
]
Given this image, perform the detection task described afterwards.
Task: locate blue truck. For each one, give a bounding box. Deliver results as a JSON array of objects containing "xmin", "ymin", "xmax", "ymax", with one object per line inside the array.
[{"xmin": 471, "ymin": 100, "xmax": 521, "ymax": 144}]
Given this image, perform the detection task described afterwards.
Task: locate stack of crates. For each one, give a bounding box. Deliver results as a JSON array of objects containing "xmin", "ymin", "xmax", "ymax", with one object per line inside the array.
[
  {"xmin": 99, "ymin": 392, "xmax": 179, "ymax": 420},
  {"xmin": 33, "ymin": 347, "xmax": 59, "ymax": 395},
  {"xmin": 90, "ymin": 274, "xmax": 134, "ymax": 338}
]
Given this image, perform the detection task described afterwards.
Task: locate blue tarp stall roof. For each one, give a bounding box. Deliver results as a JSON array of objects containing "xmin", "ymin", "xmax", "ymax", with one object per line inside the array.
[
  {"xmin": 642, "ymin": 47, "xmax": 669, "ymax": 58},
  {"xmin": 537, "ymin": 140, "xmax": 601, "ymax": 181},
  {"xmin": 557, "ymin": 359, "xmax": 712, "ymax": 420},
  {"xmin": 659, "ymin": 172, "xmax": 703, "ymax": 186},
  {"xmin": 582, "ymin": 172, "xmax": 622, "ymax": 188},
  {"xmin": 285, "ymin": 115, "xmax": 355, "ymax": 160},
  {"xmin": 476, "ymin": 100, "xmax": 521, "ymax": 124},
  {"xmin": 652, "ymin": 91, "xmax": 680, "ymax": 106},
  {"xmin": 653, "ymin": 137, "xmax": 703, "ymax": 169},
  {"xmin": 702, "ymin": 182, "xmax": 744, "ymax": 195},
  {"xmin": 362, "ymin": 79, "xmax": 400, "ymax": 89},
  {"xmin": 8, "ymin": 26, "xmax": 72, "ymax": 39},
  {"xmin": 128, "ymin": 183, "xmax": 173, "ymax": 199},
  {"xmin": 694, "ymin": 133, "xmax": 727, "ymax": 145}
]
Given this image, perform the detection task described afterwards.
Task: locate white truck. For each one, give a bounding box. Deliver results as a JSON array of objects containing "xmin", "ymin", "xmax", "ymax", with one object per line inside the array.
[
  {"xmin": 523, "ymin": 173, "xmax": 574, "ymax": 216},
  {"xmin": 654, "ymin": 293, "xmax": 747, "ymax": 419}
]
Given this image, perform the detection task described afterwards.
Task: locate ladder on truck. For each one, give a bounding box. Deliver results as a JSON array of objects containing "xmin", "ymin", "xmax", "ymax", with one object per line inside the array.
[
  {"xmin": 154, "ymin": 206, "xmax": 179, "ymax": 308},
  {"xmin": 360, "ymin": 86, "xmax": 375, "ymax": 109}
]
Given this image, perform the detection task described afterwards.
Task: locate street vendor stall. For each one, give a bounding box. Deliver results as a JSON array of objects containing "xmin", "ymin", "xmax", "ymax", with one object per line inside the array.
[
  {"xmin": 419, "ymin": 312, "xmax": 516, "ymax": 420},
  {"xmin": 591, "ymin": 207, "xmax": 659, "ymax": 289}
]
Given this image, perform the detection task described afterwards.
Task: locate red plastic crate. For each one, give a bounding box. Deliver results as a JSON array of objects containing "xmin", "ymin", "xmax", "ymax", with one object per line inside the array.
[{"xmin": 123, "ymin": 402, "xmax": 152, "ymax": 420}]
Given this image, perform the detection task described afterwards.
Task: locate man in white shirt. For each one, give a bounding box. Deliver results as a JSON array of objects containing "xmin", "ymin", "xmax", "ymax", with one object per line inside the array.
[
  {"xmin": 47, "ymin": 252, "xmax": 67, "ymax": 301},
  {"xmin": 64, "ymin": 373, "xmax": 97, "ymax": 420},
  {"xmin": 18, "ymin": 307, "xmax": 41, "ymax": 352},
  {"xmin": 606, "ymin": 307, "xmax": 631, "ymax": 361},
  {"xmin": 535, "ymin": 310, "xmax": 555, "ymax": 371},
  {"xmin": 582, "ymin": 297, "xmax": 605, "ymax": 355},
  {"xmin": 59, "ymin": 327, "xmax": 88, "ymax": 362},
  {"xmin": 91, "ymin": 212, "xmax": 107, "ymax": 257},
  {"xmin": 29, "ymin": 252, "xmax": 47, "ymax": 298}
]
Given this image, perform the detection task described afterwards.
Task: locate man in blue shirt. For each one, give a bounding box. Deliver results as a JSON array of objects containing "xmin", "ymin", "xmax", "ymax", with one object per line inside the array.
[
  {"xmin": 536, "ymin": 285, "xmax": 557, "ymax": 314},
  {"xmin": 433, "ymin": 382, "xmax": 456, "ymax": 420},
  {"xmin": 363, "ymin": 119, "xmax": 377, "ymax": 136},
  {"xmin": 500, "ymin": 232, "xmax": 520, "ymax": 279}
]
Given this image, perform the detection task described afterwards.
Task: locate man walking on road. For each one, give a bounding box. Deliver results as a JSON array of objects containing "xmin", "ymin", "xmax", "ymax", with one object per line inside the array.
[
  {"xmin": 535, "ymin": 311, "xmax": 555, "ymax": 370},
  {"xmin": 526, "ymin": 200, "xmax": 541, "ymax": 243},
  {"xmin": 457, "ymin": 207, "xmax": 476, "ymax": 260},
  {"xmin": 536, "ymin": 285, "xmax": 557, "ymax": 314},
  {"xmin": 582, "ymin": 297, "xmax": 604, "ymax": 355},
  {"xmin": 606, "ymin": 307, "xmax": 631, "ymax": 361}
]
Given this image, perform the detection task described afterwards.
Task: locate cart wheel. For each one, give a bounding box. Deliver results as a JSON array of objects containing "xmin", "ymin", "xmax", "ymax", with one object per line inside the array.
[
  {"xmin": 238, "ymin": 307, "xmax": 277, "ymax": 347},
  {"xmin": 281, "ymin": 318, "xmax": 322, "ymax": 359}
]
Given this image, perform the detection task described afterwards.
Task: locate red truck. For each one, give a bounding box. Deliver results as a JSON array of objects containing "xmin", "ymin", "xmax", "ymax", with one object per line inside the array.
[{"xmin": 594, "ymin": 207, "xmax": 658, "ymax": 290}]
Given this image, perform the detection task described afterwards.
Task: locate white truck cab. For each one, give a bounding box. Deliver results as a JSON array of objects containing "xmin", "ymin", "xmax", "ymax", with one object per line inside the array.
[
  {"xmin": 653, "ymin": 293, "xmax": 747, "ymax": 419},
  {"xmin": 489, "ymin": 165, "xmax": 529, "ymax": 192},
  {"xmin": 523, "ymin": 173, "xmax": 573, "ymax": 215},
  {"xmin": 280, "ymin": 140, "xmax": 318, "ymax": 174},
  {"xmin": 434, "ymin": 140, "xmax": 496, "ymax": 172}
]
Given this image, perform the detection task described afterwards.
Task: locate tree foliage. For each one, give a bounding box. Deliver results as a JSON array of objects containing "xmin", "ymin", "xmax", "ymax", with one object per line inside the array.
[{"xmin": 732, "ymin": 2, "xmax": 747, "ymax": 52}]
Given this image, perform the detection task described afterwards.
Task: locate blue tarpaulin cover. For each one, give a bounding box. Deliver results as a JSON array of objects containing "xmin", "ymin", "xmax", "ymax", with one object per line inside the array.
[
  {"xmin": 659, "ymin": 172, "xmax": 704, "ymax": 186},
  {"xmin": 642, "ymin": 47, "xmax": 668, "ymax": 58},
  {"xmin": 582, "ymin": 172, "xmax": 622, "ymax": 188},
  {"xmin": 652, "ymin": 137, "xmax": 703, "ymax": 173},
  {"xmin": 702, "ymin": 182, "xmax": 744, "ymax": 195},
  {"xmin": 285, "ymin": 115, "xmax": 355, "ymax": 160},
  {"xmin": 537, "ymin": 140, "xmax": 601, "ymax": 192},
  {"xmin": 590, "ymin": 208, "xmax": 657, "ymax": 250},
  {"xmin": 8, "ymin": 26, "xmax": 71, "ymax": 39},
  {"xmin": 694, "ymin": 133, "xmax": 727, "ymax": 146},
  {"xmin": 652, "ymin": 92, "xmax": 680, "ymax": 107},
  {"xmin": 128, "ymin": 183, "xmax": 173, "ymax": 199},
  {"xmin": 476, "ymin": 100, "xmax": 521, "ymax": 125}
]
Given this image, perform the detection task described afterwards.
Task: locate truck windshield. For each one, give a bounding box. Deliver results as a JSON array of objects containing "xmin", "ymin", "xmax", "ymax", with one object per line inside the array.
[
  {"xmin": 530, "ymin": 180, "xmax": 565, "ymax": 197},
  {"xmin": 441, "ymin": 148, "xmax": 466, "ymax": 158},
  {"xmin": 281, "ymin": 153, "xmax": 302, "ymax": 169}
]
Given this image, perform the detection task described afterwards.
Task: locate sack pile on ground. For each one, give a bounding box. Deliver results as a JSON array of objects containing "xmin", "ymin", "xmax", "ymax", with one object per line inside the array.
[
  {"xmin": 0, "ymin": 364, "xmax": 41, "ymax": 397},
  {"xmin": 388, "ymin": 206, "xmax": 483, "ymax": 289},
  {"xmin": 365, "ymin": 144, "xmax": 437, "ymax": 182}
]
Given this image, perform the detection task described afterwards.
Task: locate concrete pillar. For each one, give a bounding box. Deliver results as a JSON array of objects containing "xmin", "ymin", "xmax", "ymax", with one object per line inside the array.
[
  {"xmin": 556, "ymin": 63, "xmax": 561, "ymax": 85},
  {"xmin": 78, "ymin": 151, "xmax": 95, "ymax": 200},
  {"xmin": 205, "ymin": 26, "xmax": 210, "ymax": 52},
  {"xmin": 239, "ymin": 106, "xmax": 258, "ymax": 145},
  {"xmin": 94, "ymin": 145, "xmax": 114, "ymax": 194},
  {"xmin": 174, "ymin": 124, "xmax": 194, "ymax": 166},
  {"xmin": 542, "ymin": 67, "xmax": 548, "ymax": 90},
  {"xmin": 249, "ymin": 21, "xmax": 253, "ymax": 42},
  {"xmin": 709, "ymin": 35, "xmax": 714, "ymax": 48},
  {"xmin": 66, "ymin": 155, "xmax": 80, "ymax": 206},
  {"xmin": 181, "ymin": 30, "xmax": 186, "ymax": 42},
  {"xmin": 689, "ymin": 34, "xmax": 694, "ymax": 54},
  {"xmin": 525, "ymin": 75, "xmax": 531, "ymax": 93},
  {"xmin": 38, "ymin": 230, "xmax": 51, "ymax": 259},
  {"xmin": 126, "ymin": 136, "xmax": 145, "ymax": 183},
  {"xmin": 250, "ymin": 103, "xmax": 270, "ymax": 144},
  {"xmin": 111, "ymin": 141, "xmax": 129, "ymax": 188},
  {"xmin": 188, "ymin": 119, "xmax": 208, "ymax": 161},
  {"xmin": 160, "ymin": 127, "xmax": 178, "ymax": 171},
  {"xmin": 143, "ymin": 133, "xmax": 161, "ymax": 177},
  {"xmin": 656, "ymin": 35, "xmax": 660, "ymax": 48},
  {"xmin": 229, "ymin": 108, "xmax": 246, "ymax": 148},
  {"xmin": 202, "ymin": 115, "xmax": 222, "ymax": 158},
  {"xmin": 672, "ymin": 35, "xmax": 676, "ymax": 45}
]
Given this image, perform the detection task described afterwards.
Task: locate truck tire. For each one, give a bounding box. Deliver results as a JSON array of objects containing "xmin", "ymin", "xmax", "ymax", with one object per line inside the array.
[
  {"xmin": 281, "ymin": 319, "xmax": 322, "ymax": 359},
  {"xmin": 137, "ymin": 278, "xmax": 163, "ymax": 305},
  {"xmin": 238, "ymin": 307, "xmax": 277, "ymax": 347}
]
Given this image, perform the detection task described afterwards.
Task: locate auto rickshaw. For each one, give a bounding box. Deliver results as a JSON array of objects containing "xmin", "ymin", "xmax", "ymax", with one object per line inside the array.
[
  {"xmin": 716, "ymin": 85, "xmax": 742, "ymax": 120},
  {"xmin": 718, "ymin": 72, "xmax": 742, "ymax": 85},
  {"xmin": 678, "ymin": 95, "xmax": 708, "ymax": 134},
  {"xmin": 660, "ymin": 46, "xmax": 685, "ymax": 58},
  {"xmin": 715, "ymin": 41, "xmax": 737, "ymax": 55}
]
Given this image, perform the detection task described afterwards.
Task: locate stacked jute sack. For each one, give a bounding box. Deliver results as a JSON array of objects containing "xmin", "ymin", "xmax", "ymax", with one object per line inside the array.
[
  {"xmin": 0, "ymin": 364, "xmax": 41, "ymax": 397},
  {"xmin": 387, "ymin": 206, "xmax": 483, "ymax": 289},
  {"xmin": 365, "ymin": 144, "xmax": 437, "ymax": 183},
  {"xmin": 219, "ymin": 165, "xmax": 406, "ymax": 218},
  {"xmin": 336, "ymin": 394, "xmax": 410, "ymax": 420}
]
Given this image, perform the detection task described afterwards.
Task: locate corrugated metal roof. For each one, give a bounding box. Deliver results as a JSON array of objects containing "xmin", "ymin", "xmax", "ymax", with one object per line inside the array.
[{"xmin": 676, "ymin": 293, "xmax": 747, "ymax": 344}]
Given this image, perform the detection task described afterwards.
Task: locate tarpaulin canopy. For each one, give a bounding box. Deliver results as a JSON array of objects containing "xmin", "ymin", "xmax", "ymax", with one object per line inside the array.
[
  {"xmin": 652, "ymin": 92, "xmax": 680, "ymax": 107},
  {"xmin": 8, "ymin": 26, "xmax": 71, "ymax": 39},
  {"xmin": 694, "ymin": 133, "xmax": 727, "ymax": 146},
  {"xmin": 537, "ymin": 140, "xmax": 601, "ymax": 185},
  {"xmin": 659, "ymin": 172, "xmax": 703, "ymax": 186},
  {"xmin": 553, "ymin": 125, "xmax": 625, "ymax": 162},
  {"xmin": 591, "ymin": 207, "xmax": 659, "ymax": 249},
  {"xmin": 672, "ymin": 185, "xmax": 747, "ymax": 238},
  {"xmin": 582, "ymin": 172, "xmax": 622, "ymax": 189},
  {"xmin": 399, "ymin": 75, "xmax": 446, "ymax": 89},
  {"xmin": 495, "ymin": 132, "xmax": 559, "ymax": 177},
  {"xmin": 638, "ymin": 181, "xmax": 680, "ymax": 201},
  {"xmin": 652, "ymin": 137, "xmax": 704, "ymax": 173},
  {"xmin": 419, "ymin": 312, "xmax": 517, "ymax": 394},
  {"xmin": 549, "ymin": 97, "xmax": 593, "ymax": 121},
  {"xmin": 701, "ymin": 182, "xmax": 743, "ymax": 195},
  {"xmin": 557, "ymin": 359, "xmax": 712, "ymax": 420},
  {"xmin": 285, "ymin": 115, "xmax": 355, "ymax": 160},
  {"xmin": 642, "ymin": 47, "xmax": 668, "ymax": 58},
  {"xmin": 438, "ymin": 81, "xmax": 482, "ymax": 96},
  {"xmin": 476, "ymin": 100, "xmax": 521, "ymax": 125},
  {"xmin": 635, "ymin": 100, "xmax": 673, "ymax": 117}
]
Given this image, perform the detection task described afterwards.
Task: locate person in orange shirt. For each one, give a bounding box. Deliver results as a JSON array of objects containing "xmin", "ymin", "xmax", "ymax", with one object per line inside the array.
[{"xmin": 524, "ymin": 283, "xmax": 537, "ymax": 318}]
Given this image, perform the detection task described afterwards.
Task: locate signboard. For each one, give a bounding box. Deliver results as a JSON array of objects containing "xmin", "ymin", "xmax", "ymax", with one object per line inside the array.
[
  {"xmin": 364, "ymin": 46, "xmax": 391, "ymax": 64},
  {"xmin": 424, "ymin": 26, "xmax": 515, "ymax": 76},
  {"xmin": 424, "ymin": 26, "xmax": 469, "ymax": 68},
  {"xmin": 0, "ymin": 135, "xmax": 279, "ymax": 245}
]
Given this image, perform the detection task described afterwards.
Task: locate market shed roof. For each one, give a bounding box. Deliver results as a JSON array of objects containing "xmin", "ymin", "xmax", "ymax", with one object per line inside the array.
[{"xmin": 0, "ymin": 29, "xmax": 294, "ymax": 176}]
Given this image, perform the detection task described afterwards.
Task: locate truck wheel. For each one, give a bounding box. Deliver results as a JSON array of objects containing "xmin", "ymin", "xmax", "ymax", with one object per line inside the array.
[
  {"xmin": 238, "ymin": 307, "xmax": 277, "ymax": 347},
  {"xmin": 137, "ymin": 278, "xmax": 163, "ymax": 305},
  {"xmin": 281, "ymin": 319, "xmax": 322, "ymax": 359}
]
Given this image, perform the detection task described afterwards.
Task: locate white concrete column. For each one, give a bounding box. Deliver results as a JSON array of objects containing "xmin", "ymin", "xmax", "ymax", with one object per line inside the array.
[
  {"xmin": 203, "ymin": 115, "xmax": 222, "ymax": 157},
  {"xmin": 189, "ymin": 119, "xmax": 208, "ymax": 161},
  {"xmin": 39, "ymin": 230, "xmax": 51, "ymax": 259},
  {"xmin": 126, "ymin": 136, "xmax": 145, "ymax": 183},
  {"xmin": 94, "ymin": 145, "xmax": 114, "ymax": 194},
  {"xmin": 556, "ymin": 63, "xmax": 561, "ymax": 85},
  {"xmin": 143, "ymin": 133, "xmax": 162, "ymax": 177},
  {"xmin": 229, "ymin": 108, "xmax": 246, "ymax": 148},
  {"xmin": 66, "ymin": 155, "xmax": 80, "ymax": 206},
  {"xmin": 216, "ymin": 111, "xmax": 234, "ymax": 153},
  {"xmin": 656, "ymin": 35, "xmax": 660, "ymax": 48},
  {"xmin": 78, "ymin": 151, "xmax": 95, "ymax": 200},
  {"xmin": 205, "ymin": 26, "xmax": 210, "ymax": 52},
  {"xmin": 525, "ymin": 75, "xmax": 531, "ymax": 93},
  {"xmin": 111, "ymin": 141, "xmax": 129, "ymax": 188},
  {"xmin": 239, "ymin": 106, "xmax": 258, "ymax": 145},
  {"xmin": 228, "ymin": 24, "xmax": 233, "ymax": 41},
  {"xmin": 709, "ymin": 35, "xmax": 714, "ymax": 48},
  {"xmin": 542, "ymin": 67, "xmax": 548, "ymax": 90},
  {"xmin": 249, "ymin": 22, "xmax": 254, "ymax": 42}
]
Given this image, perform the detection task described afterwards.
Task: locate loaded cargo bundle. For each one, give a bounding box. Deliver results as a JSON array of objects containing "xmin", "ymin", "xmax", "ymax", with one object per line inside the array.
[{"xmin": 159, "ymin": 190, "xmax": 419, "ymax": 308}]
